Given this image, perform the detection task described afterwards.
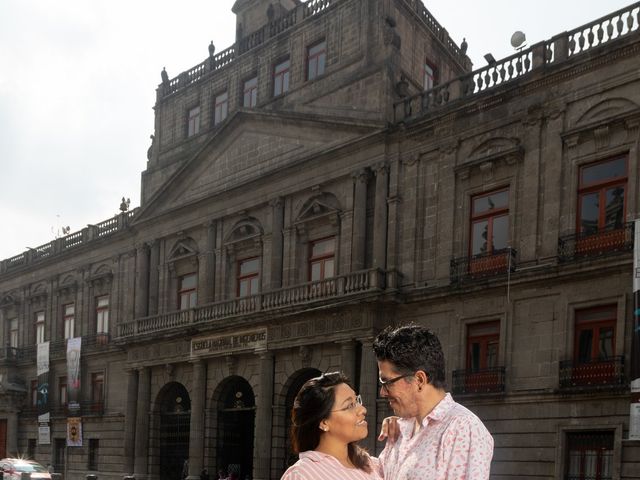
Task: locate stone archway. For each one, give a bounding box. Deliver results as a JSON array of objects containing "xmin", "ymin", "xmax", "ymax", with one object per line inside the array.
[
  {"xmin": 156, "ymin": 382, "xmax": 191, "ymax": 480},
  {"xmin": 215, "ymin": 376, "xmax": 255, "ymax": 479}
]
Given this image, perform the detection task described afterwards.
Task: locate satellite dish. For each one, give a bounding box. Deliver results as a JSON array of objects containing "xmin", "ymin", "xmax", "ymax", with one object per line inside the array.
[{"xmin": 510, "ymin": 31, "xmax": 527, "ymax": 49}]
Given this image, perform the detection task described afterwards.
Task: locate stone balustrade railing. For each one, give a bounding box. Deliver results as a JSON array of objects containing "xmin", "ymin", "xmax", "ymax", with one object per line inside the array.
[
  {"xmin": 394, "ymin": 1, "xmax": 640, "ymax": 123},
  {"xmin": 117, "ymin": 268, "xmax": 386, "ymax": 339},
  {"xmin": 0, "ymin": 208, "xmax": 139, "ymax": 275}
]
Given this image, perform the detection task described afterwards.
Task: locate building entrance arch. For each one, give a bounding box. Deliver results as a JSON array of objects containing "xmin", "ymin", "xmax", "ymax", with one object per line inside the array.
[
  {"xmin": 216, "ymin": 376, "xmax": 255, "ymax": 479},
  {"xmin": 156, "ymin": 382, "xmax": 191, "ymax": 480}
]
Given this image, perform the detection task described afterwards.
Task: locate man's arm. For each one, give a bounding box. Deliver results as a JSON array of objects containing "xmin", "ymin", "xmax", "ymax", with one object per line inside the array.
[{"xmin": 441, "ymin": 416, "xmax": 494, "ymax": 480}]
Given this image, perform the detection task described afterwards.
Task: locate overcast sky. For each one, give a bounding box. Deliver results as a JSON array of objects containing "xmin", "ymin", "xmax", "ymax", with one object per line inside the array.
[{"xmin": 0, "ymin": 0, "xmax": 633, "ymax": 260}]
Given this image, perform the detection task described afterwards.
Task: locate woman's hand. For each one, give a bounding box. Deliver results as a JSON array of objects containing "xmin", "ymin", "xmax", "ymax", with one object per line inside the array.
[{"xmin": 377, "ymin": 416, "xmax": 400, "ymax": 443}]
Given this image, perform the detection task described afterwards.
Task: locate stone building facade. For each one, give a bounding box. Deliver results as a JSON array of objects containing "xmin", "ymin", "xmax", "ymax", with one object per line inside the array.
[{"xmin": 1, "ymin": 0, "xmax": 639, "ymax": 479}]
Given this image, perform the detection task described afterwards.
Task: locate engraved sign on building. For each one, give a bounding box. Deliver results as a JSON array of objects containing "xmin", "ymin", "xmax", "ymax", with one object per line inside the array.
[{"xmin": 191, "ymin": 329, "xmax": 267, "ymax": 357}]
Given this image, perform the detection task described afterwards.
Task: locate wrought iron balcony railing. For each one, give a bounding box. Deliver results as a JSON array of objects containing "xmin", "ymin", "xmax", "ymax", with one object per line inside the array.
[
  {"xmin": 450, "ymin": 248, "xmax": 517, "ymax": 284},
  {"xmin": 558, "ymin": 223, "xmax": 634, "ymax": 262},
  {"xmin": 559, "ymin": 356, "xmax": 626, "ymax": 392},
  {"xmin": 451, "ymin": 367, "xmax": 506, "ymax": 395}
]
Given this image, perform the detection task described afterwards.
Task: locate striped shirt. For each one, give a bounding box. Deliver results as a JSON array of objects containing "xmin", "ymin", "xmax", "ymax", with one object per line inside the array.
[
  {"xmin": 378, "ymin": 393, "xmax": 494, "ymax": 480},
  {"xmin": 281, "ymin": 450, "xmax": 383, "ymax": 480}
]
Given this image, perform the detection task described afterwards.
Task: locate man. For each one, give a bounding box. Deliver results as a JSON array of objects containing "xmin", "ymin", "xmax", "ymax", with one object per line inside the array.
[{"xmin": 374, "ymin": 324, "xmax": 494, "ymax": 479}]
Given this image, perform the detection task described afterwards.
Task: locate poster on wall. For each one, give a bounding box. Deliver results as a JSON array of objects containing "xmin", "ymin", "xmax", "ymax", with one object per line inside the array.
[
  {"xmin": 67, "ymin": 417, "xmax": 82, "ymax": 447},
  {"xmin": 36, "ymin": 342, "xmax": 50, "ymax": 420},
  {"xmin": 38, "ymin": 423, "xmax": 50, "ymax": 445},
  {"xmin": 67, "ymin": 337, "xmax": 82, "ymax": 414}
]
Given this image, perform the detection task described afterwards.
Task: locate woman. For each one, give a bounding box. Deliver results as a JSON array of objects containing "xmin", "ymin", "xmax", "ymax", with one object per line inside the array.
[{"xmin": 281, "ymin": 371, "xmax": 382, "ymax": 479}]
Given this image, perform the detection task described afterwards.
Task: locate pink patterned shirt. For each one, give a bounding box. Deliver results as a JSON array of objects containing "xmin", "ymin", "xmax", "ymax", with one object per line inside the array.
[
  {"xmin": 281, "ymin": 450, "xmax": 383, "ymax": 480},
  {"xmin": 379, "ymin": 393, "xmax": 493, "ymax": 480}
]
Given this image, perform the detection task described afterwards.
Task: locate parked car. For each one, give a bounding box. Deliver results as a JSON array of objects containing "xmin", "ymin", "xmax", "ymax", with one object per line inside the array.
[{"xmin": 0, "ymin": 459, "xmax": 52, "ymax": 480}]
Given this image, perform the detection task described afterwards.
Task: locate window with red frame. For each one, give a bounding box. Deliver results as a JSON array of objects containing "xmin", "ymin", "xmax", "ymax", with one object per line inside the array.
[
  {"xmin": 214, "ymin": 91, "xmax": 228, "ymax": 125},
  {"xmin": 187, "ymin": 106, "xmax": 201, "ymax": 137},
  {"xmin": 566, "ymin": 431, "xmax": 613, "ymax": 480},
  {"xmin": 424, "ymin": 60, "xmax": 437, "ymax": 90},
  {"xmin": 470, "ymin": 189, "xmax": 509, "ymax": 256},
  {"xmin": 243, "ymin": 77, "xmax": 258, "ymax": 107},
  {"xmin": 35, "ymin": 311, "xmax": 45, "ymax": 344},
  {"xmin": 9, "ymin": 318, "xmax": 18, "ymax": 348},
  {"xmin": 273, "ymin": 58, "xmax": 290, "ymax": 96},
  {"xmin": 58, "ymin": 376, "xmax": 67, "ymax": 406},
  {"xmin": 309, "ymin": 237, "xmax": 335, "ymax": 281},
  {"xmin": 178, "ymin": 274, "xmax": 197, "ymax": 310},
  {"xmin": 96, "ymin": 296, "xmax": 109, "ymax": 334},
  {"xmin": 578, "ymin": 156, "xmax": 626, "ymax": 235},
  {"xmin": 575, "ymin": 305, "xmax": 616, "ymax": 364},
  {"xmin": 237, "ymin": 258, "xmax": 260, "ymax": 297},
  {"xmin": 307, "ymin": 40, "xmax": 326, "ymax": 80},
  {"xmin": 63, "ymin": 303, "xmax": 75, "ymax": 339},
  {"xmin": 466, "ymin": 321, "xmax": 499, "ymax": 372}
]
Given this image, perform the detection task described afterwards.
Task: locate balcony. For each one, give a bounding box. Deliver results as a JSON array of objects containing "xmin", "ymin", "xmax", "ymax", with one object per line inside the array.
[
  {"xmin": 11, "ymin": 333, "xmax": 115, "ymax": 364},
  {"xmin": 450, "ymin": 248, "xmax": 517, "ymax": 284},
  {"xmin": 559, "ymin": 356, "xmax": 626, "ymax": 393},
  {"xmin": 558, "ymin": 223, "xmax": 634, "ymax": 262},
  {"xmin": 451, "ymin": 367, "xmax": 506, "ymax": 395},
  {"xmin": 118, "ymin": 268, "xmax": 386, "ymax": 339}
]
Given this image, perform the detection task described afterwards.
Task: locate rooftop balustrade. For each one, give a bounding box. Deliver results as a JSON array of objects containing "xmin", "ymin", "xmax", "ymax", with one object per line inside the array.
[{"xmin": 394, "ymin": 2, "xmax": 640, "ymax": 123}]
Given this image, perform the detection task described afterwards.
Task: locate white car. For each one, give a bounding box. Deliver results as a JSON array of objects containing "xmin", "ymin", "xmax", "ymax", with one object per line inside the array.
[{"xmin": 0, "ymin": 459, "xmax": 52, "ymax": 480}]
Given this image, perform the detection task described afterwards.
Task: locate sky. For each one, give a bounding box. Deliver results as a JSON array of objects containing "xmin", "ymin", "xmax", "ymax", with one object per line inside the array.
[{"xmin": 0, "ymin": 0, "xmax": 633, "ymax": 260}]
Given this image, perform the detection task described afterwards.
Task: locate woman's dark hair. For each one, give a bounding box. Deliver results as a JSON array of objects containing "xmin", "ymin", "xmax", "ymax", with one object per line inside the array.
[
  {"xmin": 290, "ymin": 371, "xmax": 371, "ymax": 472},
  {"xmin": 373, "ymin": 324, "xmax": 447, "ymax": 389}
]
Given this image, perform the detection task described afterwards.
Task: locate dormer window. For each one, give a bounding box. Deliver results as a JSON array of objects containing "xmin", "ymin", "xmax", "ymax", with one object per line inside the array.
[
  {"xmin": 274, "ymin": 58, "xmax": 290, "ymax": 96},
  {"xmin": 307, "ymin": 40, "xmax": 326, "ymax": 80},
  {"xmin": 214, "ymin": 92, "xmax": 229, "ymax": 125},
  {"xmin": 424, "ymin": 60, "xmax": 437, "ymax": 90},
  {"xmin": 187, "ymin": 106, "xmax": 201, "ymax": 137},
  {"xmin": 243, "ymin": 77, "xmax": 258, "ymax": 107}
]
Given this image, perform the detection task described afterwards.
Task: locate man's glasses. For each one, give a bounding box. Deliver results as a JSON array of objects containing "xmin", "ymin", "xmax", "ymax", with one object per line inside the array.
[
  {"xmin": 332, "ymin": 394, "xmax": 363, "ymax": 412},
  {"xmin": 378, "ymin": 373, "xmax": 414, "ymax": 393}
]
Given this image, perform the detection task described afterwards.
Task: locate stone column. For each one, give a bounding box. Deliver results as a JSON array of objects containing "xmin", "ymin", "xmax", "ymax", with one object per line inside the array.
[
  {"xmin": 340, "ymin": 340, "xmax": 357, "ymax": 384},
  {"xmin": 270, "ymin": 198, "xmax": 284, "ymax": 289},
  {"xmin": 359, "ymin": 338, "xmax": 378, "ymax": 453},
  {"xmin": 133, "ymin": 367, "xmax": 151, "ymax": 480},
  {"xmin": 187, "ymin": 360, "xmax": 207, "ymax": 480},
  {"xmin": 253, "ymin": 352, "xmax": 274, "ymax": 480},
  {"xmin": 202, "ymin": 221, "xmax": 217, "ymax": 304},
  {"xmin": 134, "ymin": 244, "xmax": 150, "ymax": 319},
  {"xmin": 351, "ymin": 169, "xmax": 369, "ymax": 271},
  {"xmin": 123, "ymin": 369, "xmax": 139, "ymax": 474},
  {"xmin": 148, "ymin": 241, "xmax": 160, "ymax": 315},
  {"xmin": 372, "ymin": 163, "xmax": 389, "ymax": 270}
]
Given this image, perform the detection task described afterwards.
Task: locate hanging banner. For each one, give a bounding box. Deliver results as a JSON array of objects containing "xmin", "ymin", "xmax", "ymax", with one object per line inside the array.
[
  {"xmin": 36, "ymin": 342, "xmax": 50, "ymax": 420},
  {"xmin": 67, "ymin": 337, "xmax": 82, "ymax": 414},
  {"xmin": 630, "ymin": 219, "xmax": 640, "ymax": 440},
  {"xmin": 67, "ymin": 417, "xmax": 82, "ymax": 447}
]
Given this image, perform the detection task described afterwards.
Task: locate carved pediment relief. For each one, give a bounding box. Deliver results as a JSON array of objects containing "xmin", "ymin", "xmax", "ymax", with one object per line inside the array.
[
  {"xmin": 0, "ymin": 293, "xmax": 20, "ymax": 310},
  {"xmin": 457, "ymin": 137, "xmax": 522, "ymax": 178},
  {"xmin": 575, "ymin": 98, "xmax": 639, "ymax": 128},
  {"xmin": 224, "ymin": 219, "xmax": 263, "ymax": 252},
  {"xmin": 88, "ymin": 264, "xmax": 113, "ymax": 288},
  {"xmin": 28, "ymin": 284, "xmax": 48, "ymax": 305},
  {"xmin": 295, "ymin": 193, "xmax": 341, "ymax": 226},
  {"xmin": 169, "ymin": 238, "xmax": 199, "ymax": 261}
]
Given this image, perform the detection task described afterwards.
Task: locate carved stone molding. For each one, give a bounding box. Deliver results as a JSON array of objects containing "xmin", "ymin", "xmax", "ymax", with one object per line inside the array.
[{"xmin": 593, "ymin": 125, "xmax": 610, "ymax": 151}]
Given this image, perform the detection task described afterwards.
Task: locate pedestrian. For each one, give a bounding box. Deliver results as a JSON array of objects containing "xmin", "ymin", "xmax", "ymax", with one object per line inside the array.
[
  {"xmin": 374, "ymin": 324, "xmax": 494, "ymax": 479},
  {"xmin": 280, "ymin": 371, "xmax": 382, "ymax": 479},
  {"xmin": 216, "ymin": 469, "xmax": 227, "ymax": 480},
  {"xmin": 200, "ymin": 468, "xmax": 209, "ymax": 480}
]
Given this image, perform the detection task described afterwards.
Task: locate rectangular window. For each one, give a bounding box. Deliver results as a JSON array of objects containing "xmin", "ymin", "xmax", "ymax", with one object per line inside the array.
[
  {"xmin": 9, "ymin": 318, "xmax": 18, "ymax": 348},
  {"xmin": 91, "ymin": 372, "xmax": 104, "ymax": 407},
  {"xmin": 273, "ymin": 58, "xmax": 290, "ymax": 96},
  {"xmin": 466, "ymin": 321, "xmax": 500, "ymax": 372},
  {"xmin": 309, "ymin": 237, "xmax": 336, "ymax": 281},
  {"xmin": 96, "ymin": 296, "xmax": 109, "ymax": 334},
  {"xmin": 470, "ymin": 189, "xmax": 509, "ymax": 256},
  {"xmin": 237, "ymin": 257, "xmax": 260, "ymax": 297},
  {"xmin": 88, "ymin": 439, "xmax": 99, "ymax": 470},
  {"xmin": 578, "ymin": 156, "xmax": 627, "ymax": 234},
  {"xmin": 35, "ymin": 311, "xmax": 45, "ymax": 344},
  {"xmin": 58, "ymin": 376, "xmax": 67, "ymax": 406},
  {"xmin": 575, "ymin": 305, "xmax": 616, "ymax": 363},
  {"xmin": 214, "ymin": 91, "xmax": 229, "ymax": 125},
  {"xmin": 63, "ymin": 304, "xmax": 75, "ymax": 339},
  {"xmin": 424, "ymin": 60, "xmax": 437, "ymax": 90},
  {"xmin": 307, "ymin": 40, "xmax": 326, "ymax": 80},
  {"xmin": 178, "ymin": 274, "xmax": 197, "ymax": 310},
  {"xmin": 565, "ymin": 431, "xmax": 614, "ymax": 480},
  {"xmin": 187, "ymin": 106, "xmax": 201, "ymax": 137},
  {"xmin": 243, "ymin": 77, "xmax": 258, "ymax": 107}
]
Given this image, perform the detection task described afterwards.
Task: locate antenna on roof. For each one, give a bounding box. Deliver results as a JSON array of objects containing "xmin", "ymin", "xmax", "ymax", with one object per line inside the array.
[{"xmin": 510, "ymin": 31, "xmax": 527, "ymax": 51}]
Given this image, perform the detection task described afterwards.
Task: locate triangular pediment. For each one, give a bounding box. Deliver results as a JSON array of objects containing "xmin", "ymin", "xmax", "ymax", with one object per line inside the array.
[
  {"xmin": 169, "ymin": 238, "xmax": 199, "ymax": 260},
  {"xmin": 135, "ymin": 111, "xmax": 381, "ymax": 222}
]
